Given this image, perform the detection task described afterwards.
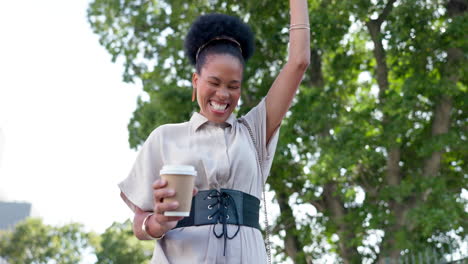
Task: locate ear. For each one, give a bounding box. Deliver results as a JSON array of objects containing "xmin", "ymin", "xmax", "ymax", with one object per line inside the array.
[
  {"xmin": 192, "ymin": 72, "xmax": 199, "ymax": 89},
  {"xmin": 192, "ymin": 72, "xmax": 198, "ymax": 102}
]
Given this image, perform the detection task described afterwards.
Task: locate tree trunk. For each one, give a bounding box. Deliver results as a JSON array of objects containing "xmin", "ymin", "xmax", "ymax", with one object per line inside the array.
[
  {"xmin": 365, "ymin": 1, "xmax": 410, "ymax": 262},
  {"xmin": 276, "ymin": 191, "xmax": 308, "ymax": 263},
  {"xmin": 375, "ymin": 0, "xmax": 465, "ymax": 262},
  {"xmin": 323, "ymin": 182, "xmax": 361, "ymax": 264},
  {"xmin": 307, "ymin": 48, "xmax": 324, "ymax": 88},
  {"xmin": 422, "ymin": 96, "xmax": 452, "ymax": 179}
]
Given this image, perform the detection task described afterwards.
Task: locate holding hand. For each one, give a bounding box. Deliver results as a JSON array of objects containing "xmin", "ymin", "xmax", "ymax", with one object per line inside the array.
[
  {"xmin": 152, "ymin": 179, "xmax": 198, "ymax": 228},
  {"xmin": 144, "ymin": 179, "xmax": 198, "ymax": 238}
]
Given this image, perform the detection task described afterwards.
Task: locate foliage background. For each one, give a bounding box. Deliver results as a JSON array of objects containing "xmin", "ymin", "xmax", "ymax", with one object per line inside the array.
[
  {"xmin": 1, "ymin": 0, "xmax": 465, "ymax": 263},
  {"xmin": 84, "ymin": 0, "xmax": 467, "ymax": 263}
]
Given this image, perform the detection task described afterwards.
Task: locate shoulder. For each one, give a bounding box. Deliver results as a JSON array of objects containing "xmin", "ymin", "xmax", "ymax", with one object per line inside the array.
[
  {"xmin": 141, "ymin": 121, "xmax": 191, "ymax": 149},
  {"xmin": 158, "ymin": 121, "xmax": 190, "ymax": 131},
  {"xmin": 241, "ymin": 98, "xmax": 267, "ymax": 124},
  {"xmin": 150, "ymin": 121, "xmax": 191, "ymax": 138}
]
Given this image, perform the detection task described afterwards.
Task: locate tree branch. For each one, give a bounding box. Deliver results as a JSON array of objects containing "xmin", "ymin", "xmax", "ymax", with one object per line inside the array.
[
  {"xmin": 386, "ymin": 147, "xmax": 401, "ymax": 186},
  {"xmin": 305, "ymin": 48, "xmax": 324, "ymax": 88},
  {"xmin": 355, "ymin": 163, "xmax": 379, "ymax": 197},
  {"xmin": 422, "ymin": 96, "xmax": 452, "ymax": 179},
  {"xmin": 366, "ymin": 20, "xmax": 390, "ymax": 101},
  {"xmin": 376, "ymin": 0, "xmax": 397, "ymax": 26},
  {"xmin": 310, "ymin": 198, "xmax": 326, "ymax": 213},
  {"xmin": 366, "ymin": 0, "xmax": 402, "ymax": 194},
  {"xmin": 421, "ymin": 0, "xmax": 465, "ymax": 197}
]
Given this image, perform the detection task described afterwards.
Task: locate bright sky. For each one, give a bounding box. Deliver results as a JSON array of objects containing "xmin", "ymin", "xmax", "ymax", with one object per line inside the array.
[{"xmin": 0, "ymin": 0, "xmax": 140, "ymax": 233}]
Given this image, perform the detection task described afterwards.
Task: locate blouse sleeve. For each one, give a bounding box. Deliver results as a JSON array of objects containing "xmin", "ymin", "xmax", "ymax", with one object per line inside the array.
[
  {"xmin": 241, "ymin": 98, "xmax": 280, "ymax": 183},
  {"xmin": 118, "ymin": 128, "xmax": 163, "ymax": 212}
]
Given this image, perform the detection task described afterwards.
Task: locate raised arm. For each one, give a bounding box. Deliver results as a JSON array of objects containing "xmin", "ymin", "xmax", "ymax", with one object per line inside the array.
[{"xmin": 265, "ymin": 0, "xmax": 310, "ymax": 143}]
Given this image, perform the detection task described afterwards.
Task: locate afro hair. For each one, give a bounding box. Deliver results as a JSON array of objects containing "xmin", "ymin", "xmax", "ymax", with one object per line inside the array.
[{"xmin": 184, "ymin": 13, "xmax": 255, "ymax": 66}]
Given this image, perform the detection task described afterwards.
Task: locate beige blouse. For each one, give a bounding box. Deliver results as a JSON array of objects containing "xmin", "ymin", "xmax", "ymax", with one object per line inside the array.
[{"xmin": 119, "ymin": 98, "xmax": 280, "ymax": 264}]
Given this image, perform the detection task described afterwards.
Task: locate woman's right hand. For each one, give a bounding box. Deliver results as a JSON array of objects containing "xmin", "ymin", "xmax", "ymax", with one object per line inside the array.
[
  {"xmin": 151, "ymin": 178, "xmax": 186, "ymax": 234},
  {"xmin": 149, "ymin": 178, "xmax": 198, "ymax": 237},
  {"xmin": 127, "ymin": 179, "xmax": 197, "ymax": 240}
]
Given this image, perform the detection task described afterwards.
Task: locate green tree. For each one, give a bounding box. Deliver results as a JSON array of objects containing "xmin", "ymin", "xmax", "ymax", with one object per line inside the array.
[
  {"xmin": 94, "ymin": 219, "xmax": 154, "ymax": 264},
  {"xmin": 87, "ymin": 0, "xmax": 467, "ymax": 263},
  {"xmin": 0, "ymin": 218, "xmax": 93, "ymax": 264}
]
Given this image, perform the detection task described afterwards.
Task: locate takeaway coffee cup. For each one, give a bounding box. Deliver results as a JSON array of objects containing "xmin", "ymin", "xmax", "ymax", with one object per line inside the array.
[{"xmin": 160, "ymin": 165, "xmax": 197, "ymax": 217}]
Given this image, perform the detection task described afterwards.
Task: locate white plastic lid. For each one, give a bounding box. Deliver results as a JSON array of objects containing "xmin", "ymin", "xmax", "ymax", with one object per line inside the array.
[{"xmin": 160, "ymin": 165, "xmax": 197, "ymax": 176}]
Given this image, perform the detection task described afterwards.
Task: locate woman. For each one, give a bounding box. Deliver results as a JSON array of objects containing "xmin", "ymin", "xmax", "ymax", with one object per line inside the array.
[{"xmin": 119, "ymin": 0, "xmax": 310, "ymax": 263}]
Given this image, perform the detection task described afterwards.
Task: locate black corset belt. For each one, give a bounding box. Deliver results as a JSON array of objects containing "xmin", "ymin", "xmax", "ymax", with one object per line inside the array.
[{"xmin": 174, "ymin": 188, "xmax": 261, "ymax": 255}]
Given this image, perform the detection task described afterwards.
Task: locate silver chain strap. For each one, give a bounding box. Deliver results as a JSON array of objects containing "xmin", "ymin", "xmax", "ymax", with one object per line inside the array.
[
  {"xmin": 262, "ymin": 186, "xmax": 272, "ymax": 264},
  {"xmin": 238, "ymin": 118, "xmax": 272, "ymax": 264}
]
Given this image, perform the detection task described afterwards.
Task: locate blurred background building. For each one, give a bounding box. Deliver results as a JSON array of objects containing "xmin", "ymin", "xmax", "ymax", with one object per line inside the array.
[{"xmin": 0, "ymin": 200, "xmax": 31, "ymax": 230}]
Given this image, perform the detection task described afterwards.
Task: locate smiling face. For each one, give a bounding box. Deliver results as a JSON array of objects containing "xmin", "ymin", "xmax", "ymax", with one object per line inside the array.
[{"xmin": 192, "ymin": 54, "xmax": 243, "ymax": 123}]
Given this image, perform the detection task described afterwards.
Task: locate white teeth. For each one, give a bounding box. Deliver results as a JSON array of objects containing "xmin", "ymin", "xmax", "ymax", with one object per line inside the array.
[{"xmin": 211, "ymin": 101, "xmax": 227, "ymax": 111}]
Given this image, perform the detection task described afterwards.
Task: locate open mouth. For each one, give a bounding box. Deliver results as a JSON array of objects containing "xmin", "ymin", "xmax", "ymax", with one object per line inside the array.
[{"xmin": 209, "ymin": 100, "xmax": 229, "ymax": 113}]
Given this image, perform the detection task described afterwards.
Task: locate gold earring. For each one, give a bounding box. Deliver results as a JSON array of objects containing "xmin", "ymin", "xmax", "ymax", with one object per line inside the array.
[{"xmin": 192, "ymin": 87, "xmax": 197, "ymax": 102}]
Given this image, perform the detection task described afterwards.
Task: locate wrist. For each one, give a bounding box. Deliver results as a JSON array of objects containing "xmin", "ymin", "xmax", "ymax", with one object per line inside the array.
[{"xmin": 142, "ymin": 213, "xmax": 165, "ymax": 240}]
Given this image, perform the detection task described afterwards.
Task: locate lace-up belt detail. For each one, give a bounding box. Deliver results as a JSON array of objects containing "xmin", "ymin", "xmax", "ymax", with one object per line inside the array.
[{"xmin": 174, "ymin": 188, "xmax": 261, "ymax": 255}]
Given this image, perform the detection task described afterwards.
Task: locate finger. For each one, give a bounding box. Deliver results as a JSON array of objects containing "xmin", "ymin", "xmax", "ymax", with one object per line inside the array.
[
  {"xmin": 192, "ymin": 187, "xmax": 198, "ymax": 197},
  {"xmin": 152, "ymin": 179, "xmax": 167, "ymax": 189},
  {"xmin": 153, "ymin": 188, "xmax": 175, "ymax": 203},
  {"xmin": 155, "ymin": 201, "xmax": 179, "ymax": 214},
  {"xmin": 154, "ymin": 212, "xmax": 184, "ymax": 224}
]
